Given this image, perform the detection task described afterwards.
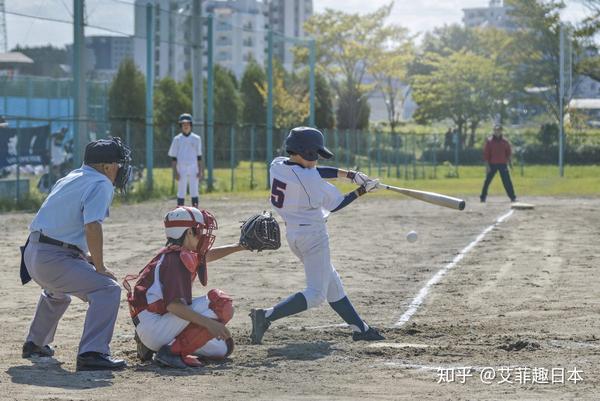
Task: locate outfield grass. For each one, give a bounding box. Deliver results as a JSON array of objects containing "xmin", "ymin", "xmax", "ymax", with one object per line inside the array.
[
  {"xmin": 2, "ymin": 162, "xmax": 598, "ymax": 212},
  {"xmin": 130, "ymin": 162, "xmax": 600, "ymax": 200}
]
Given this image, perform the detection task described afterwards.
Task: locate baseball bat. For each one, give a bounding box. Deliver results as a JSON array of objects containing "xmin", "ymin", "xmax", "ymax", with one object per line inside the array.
[{"xmin": 377, "ymin": 183, "xmax": 466, "ymax": 211}]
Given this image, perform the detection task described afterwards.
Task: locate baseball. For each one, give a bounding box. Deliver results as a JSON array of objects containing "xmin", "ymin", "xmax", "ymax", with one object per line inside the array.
[{"xmin": 406, "ymin": 230, "xmax": 418, "ymax": 243}]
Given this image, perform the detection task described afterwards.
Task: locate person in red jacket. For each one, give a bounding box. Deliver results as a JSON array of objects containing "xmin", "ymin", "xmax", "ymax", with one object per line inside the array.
[{"xmin": 480, "ymin": 124, "xmax": 517, "ymax": 203}]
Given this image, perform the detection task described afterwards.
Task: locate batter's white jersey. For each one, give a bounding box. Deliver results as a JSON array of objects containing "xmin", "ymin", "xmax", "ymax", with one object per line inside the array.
[
  {"xmin": 269, "ymin": 156, "xmax": 344, "ymax": 226},
  {"xmin": 168, "ymin": 133, "xmax": 202, "ymax": 166}
]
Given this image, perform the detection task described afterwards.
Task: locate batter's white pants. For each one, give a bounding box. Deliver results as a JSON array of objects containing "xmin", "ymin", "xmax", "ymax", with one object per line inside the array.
[
  {"xmin": 135, "ymin": 296, "xmax": 228, "ymax": 358},
  {"xmin": 286, "ymin": 226, "xmax": 347, "ymax": 308},
  {"xmin": 177, "ymin": 163, "xmax": 199, "ymax": 199}
]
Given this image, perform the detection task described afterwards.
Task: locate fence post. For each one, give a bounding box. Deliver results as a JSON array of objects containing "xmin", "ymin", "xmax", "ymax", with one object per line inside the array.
[
  {"xmin": 344, "ymin": 129, "xmax": 350, "ymax": 169},
  {"xmin": 170, "ymin": 123, "xmax": 175, "ymax": 194},
  {"xmin": 333, "ymin": 129, "xmax": 339, "ymax": 167},
  {"xmin": 395, "ymin": 134, "xmax": 400, "ymax": 178},
  {"xmin": 376, "ymin": 131, "xmax": 382, "ymax": 177},
  {"xmin": 453, "ymin": 130, "xmax": 460, "ymax": 178},
  {"xmin": 250, "ymin": 125, "xmax": 255, "ymax": 189},
  {"xmin": 367, "ymin": 130, "xmax": 372, "ymax": 175},
  {"xmin": 16, "ymin": 119, "xmax": 21, "ymax": 203},
  {"xmin": 230, "ymin": 125, "xmax": 235, "ymax": 191},
  {"xmin": 432, "ymin": 134, "xmax": 438, "ymax": 179}
]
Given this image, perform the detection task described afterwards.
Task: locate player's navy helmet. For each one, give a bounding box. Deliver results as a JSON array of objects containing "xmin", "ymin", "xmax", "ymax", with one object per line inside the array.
[
  {"xmin": 178, "ymin": 113, "xmax": 193, "ymax": 126},
  {"xmin": 284, "ymin": 127, "xmax": 334, "ymax": 161}
]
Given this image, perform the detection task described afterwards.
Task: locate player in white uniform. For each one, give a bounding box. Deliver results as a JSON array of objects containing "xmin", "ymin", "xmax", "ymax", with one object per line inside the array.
[
  {"xmin": 250, "ymin": 127, "xmax": 385, "ymax": 344},
  {"xmin": 168, "ymin": 113, "xmax": 204, "ymax": 207}
]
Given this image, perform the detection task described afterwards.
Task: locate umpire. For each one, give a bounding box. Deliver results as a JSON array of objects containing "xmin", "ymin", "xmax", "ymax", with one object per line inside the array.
[
  {"xmin": 20, "ymin": 137, "xmax": 131, "ymax": 371},
  {"xmin": 480, "ymin": 124, "xmax": 517, "ymax": 203}
]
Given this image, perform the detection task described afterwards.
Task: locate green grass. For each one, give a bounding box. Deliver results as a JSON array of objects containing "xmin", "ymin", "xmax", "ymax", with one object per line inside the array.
[
  {"xmin": 2, "ymin": 163, "xmax": 598, "ymax": 212},
  {"xmin": 130, "ymin": 163, "xmax": 600, "ymax": 200}
]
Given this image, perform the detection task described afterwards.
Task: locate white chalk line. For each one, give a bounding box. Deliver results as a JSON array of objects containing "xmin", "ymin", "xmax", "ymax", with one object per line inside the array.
[
  {"xmin": 284, "ymin": 209, "xmax": 514, "ymax": 332},
  {"xmin": 394, "ymin": 209, "xmax": 514, "ymax": 327}
]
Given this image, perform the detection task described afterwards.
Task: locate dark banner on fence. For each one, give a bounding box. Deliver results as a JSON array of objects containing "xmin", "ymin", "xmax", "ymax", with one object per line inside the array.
[{"xmin": 0, "ymin": 125, "xmax": 51, "ymax": 168}]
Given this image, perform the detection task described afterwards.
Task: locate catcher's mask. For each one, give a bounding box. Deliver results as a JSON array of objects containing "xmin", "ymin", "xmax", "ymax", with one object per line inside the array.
[{"xmin": 164, "ymin": 207, "xmax": 217, "ymax": 258}]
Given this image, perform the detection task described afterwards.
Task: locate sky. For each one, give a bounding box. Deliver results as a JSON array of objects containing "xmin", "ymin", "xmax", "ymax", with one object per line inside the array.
[{"xmin": 4, "ymin": 0, "xmax": 592, "ymax": 50}]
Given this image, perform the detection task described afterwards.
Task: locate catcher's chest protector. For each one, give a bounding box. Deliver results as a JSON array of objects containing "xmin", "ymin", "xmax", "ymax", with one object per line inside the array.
[{"xmin": 123, "ymin": 248, "xmax": 176, "ymax": 318}]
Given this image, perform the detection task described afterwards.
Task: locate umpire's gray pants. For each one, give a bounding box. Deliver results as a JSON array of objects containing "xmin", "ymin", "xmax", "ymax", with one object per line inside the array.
[{"xmin": 24, "ymin": 233, "xmax": 121, "ymax": 355}]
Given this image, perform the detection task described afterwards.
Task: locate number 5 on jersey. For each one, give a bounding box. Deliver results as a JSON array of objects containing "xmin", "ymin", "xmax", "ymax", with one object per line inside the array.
[{"xmin": 271, "ymin": 178, "xmax": 287, "ymax": 208}]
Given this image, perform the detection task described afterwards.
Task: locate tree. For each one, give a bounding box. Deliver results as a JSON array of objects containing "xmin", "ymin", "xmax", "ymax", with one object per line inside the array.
[
  {"xmin": 240, "ymin": 59, "xmax": 266, "ymax": 126},
  {"xmin": 336, "ymin": 84, "xmax": 370, "ymax": 130},
  {"xmin": 153, "ymin": 76, "xmax": 191, "ymax": 163},
  {"xmin": 108, "ymin": 58, "xmax": 145, "ymax": 152},
  {"xmin": 370, "ymin": 30, "xmax": 415, "ymax": 135},
  {"xmin": 295, "ymin": 69, "xmax": 335, "ymax": 129},
  {"xmin": 211, "ymin": 65, "xmax": 242, "ymax": 125},
  {"xmin": 411, "ymin": 51, "xmax": 511, "ymax": 144},
  {"xmin": 297, "ymin": 3, "xmax": 396, "ymax": 131},
  {"xmin": 504, "ymin": 0, "xmax": 589, "ymax": 124},
  {"xmin": 256, "ymin": 64, "xmax": 310, "ymax": 130}
]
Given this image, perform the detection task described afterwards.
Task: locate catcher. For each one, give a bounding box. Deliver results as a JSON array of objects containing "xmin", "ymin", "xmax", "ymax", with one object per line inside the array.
[{"xmin": 124, "ymin": 207, "xmax": 279, "ymax": 368}]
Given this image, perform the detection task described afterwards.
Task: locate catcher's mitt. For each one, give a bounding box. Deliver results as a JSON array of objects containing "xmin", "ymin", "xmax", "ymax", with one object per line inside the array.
[{"xmin": 239, "ymin": 211, "xmax": 281, "ymax": 252}]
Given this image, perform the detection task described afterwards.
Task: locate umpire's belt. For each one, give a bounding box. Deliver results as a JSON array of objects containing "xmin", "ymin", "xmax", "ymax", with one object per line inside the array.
[
  {"xmin": 37, "ymin": 233, "xmax": 81, "ymax": 252},
  {"xmin": 132, "ymin": 315, "xmax": 140, "ymax": 327}
]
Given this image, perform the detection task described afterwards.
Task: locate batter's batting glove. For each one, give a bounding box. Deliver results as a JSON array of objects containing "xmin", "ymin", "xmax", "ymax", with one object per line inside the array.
[
  {"xmin": 357, "ymin": 178, "xmax": 379, "ymax": 196},
  {"xmin": 346, "ymin": 170, "xmax": 370, "ymax": 186}
]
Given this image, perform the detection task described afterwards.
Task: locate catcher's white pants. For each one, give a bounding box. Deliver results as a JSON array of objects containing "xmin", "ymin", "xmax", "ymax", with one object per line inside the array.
[
  {"xmin": 286, "ymin": 225, "xmax": 347, "ymax": 308},
  {"xmin": 135, "ymin": 295, "xmax": 228, "ymax": 358},
  {"xmin": 177, "ymin": 163, "xmax": 199, "ymax": 199}
]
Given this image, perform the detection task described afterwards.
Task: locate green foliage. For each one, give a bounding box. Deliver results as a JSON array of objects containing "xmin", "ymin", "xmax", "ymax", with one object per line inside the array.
[
  {"xmin": 411, "ymin": 51, "xmax": 511, "ymax": 138},
  {"xmin": 336, "ymin": 84, "xmax": 370, "ymax": 130},
  {"xmin": 300, "ymin": 3, "xmax": 394, "ymax": 130},
  {"xmin": 211, "ymin": 65, "xmax": 242, "ymax": 125},
  {"xmin": 538, "ymin": 123, "xmax": 559, "ymax": 147},
  {"xmin": 240, "ymin": 60, "xmax": 266, "ymax": 126},
  {"xmin": 108, "ymin": 58, "xmax": 146, "ymax": 151}
]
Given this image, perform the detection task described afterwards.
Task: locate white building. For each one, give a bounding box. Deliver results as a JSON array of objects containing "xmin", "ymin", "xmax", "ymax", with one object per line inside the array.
[
  {"xmin": 209, "ymin": 0, "xmax": 268, "ymax": 79},
  {"xmin": 134, "ymin": 0, "xmax": 312, "ymax": 81},
  {"xmin": 462, "ymin": 0, "xmax": 517, "ymax": 31},
  {"xmin": 268, "ymin": 0, "xmax": 313, "ymax": 71}
]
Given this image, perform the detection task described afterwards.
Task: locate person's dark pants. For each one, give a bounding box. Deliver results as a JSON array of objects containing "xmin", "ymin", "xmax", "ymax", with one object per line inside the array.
[{"xmin": 480, "ymin": 163, "xmax": 516, "ymax": 201}]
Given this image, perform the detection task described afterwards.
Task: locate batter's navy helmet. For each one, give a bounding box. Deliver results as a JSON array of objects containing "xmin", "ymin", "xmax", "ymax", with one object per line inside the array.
[
  {"xmin": 178, "ymin": 113, "xmax": 193, "ymax": 125},
  {"xmin": 285, "ymin": 127, "xmax": 333, "ymax": 161}
]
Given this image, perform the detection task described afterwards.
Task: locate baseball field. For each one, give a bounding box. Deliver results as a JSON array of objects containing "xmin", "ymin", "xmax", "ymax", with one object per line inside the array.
[{"xmin": 1, "ymin": 194, "xmax": 599, "ymax": 400}]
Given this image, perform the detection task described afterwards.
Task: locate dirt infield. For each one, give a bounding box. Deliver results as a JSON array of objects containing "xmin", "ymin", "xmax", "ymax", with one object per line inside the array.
[{"xmin": 1, "ymin": 195, "xmax": 598, "ymax": 400}]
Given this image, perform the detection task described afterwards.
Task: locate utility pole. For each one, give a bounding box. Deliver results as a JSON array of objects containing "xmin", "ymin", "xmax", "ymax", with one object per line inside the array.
[
  {"xmin": 73, "ymin": 0, "xmax": 87, "ymax": 167},
  {"xmin": 145, "ymin": 4, "xmax": 154, "ymax": 190},
  {"xmin": 192, "ymin": 0, "xmax": 203, "ymax": 131},
  {"xmin": 559, "ymin": 24, "xmax": 565, "ymax": 177},
  {"xmin": 0, "ymin": 0, "xmax": 7, "ymax": 52}
]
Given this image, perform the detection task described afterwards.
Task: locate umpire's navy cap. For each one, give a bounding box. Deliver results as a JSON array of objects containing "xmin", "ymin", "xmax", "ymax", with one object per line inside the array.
[{"xmin": 84, "ymin": 138, "xmax": 124, "ymax": 164}]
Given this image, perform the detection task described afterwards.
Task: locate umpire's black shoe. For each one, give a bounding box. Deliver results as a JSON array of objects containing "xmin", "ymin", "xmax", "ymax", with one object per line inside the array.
[
  {"xmin": 250, "ymin": 308, "xmax": 271, "ymax": 345},
  {"xmin": 22, "ymin": 341, "xmax": 54, "ymax": 358},
  {"xmin": 76, "ymin": 352, "xmax": 127, "ymax": 371},
  {"xmin": 135, "ymin": 332, "xmax": 154, "ymax": 362},
  {"xmin": 352, "ymin": 327, "xmax": 385, "ymax": 342}
]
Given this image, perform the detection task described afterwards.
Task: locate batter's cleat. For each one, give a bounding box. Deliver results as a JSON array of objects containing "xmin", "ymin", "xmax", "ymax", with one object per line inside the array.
[
  {"xmin": 22, "ymin": 341, "xmax": 54, "ymax": 358},
  {"xmin": 154, "ymin": 345, "xmax": 187, "ymax": 369},
  {"xmin": 249, "ymin": 308, "xmax": 271, "ymax": 345},
  {"xmin": 135, "ymin": 332, "xmax": 154, "ymax": 362},
  {"xmin": 352, "ymin": 327, "xmax": 385, "ymax": 342}
]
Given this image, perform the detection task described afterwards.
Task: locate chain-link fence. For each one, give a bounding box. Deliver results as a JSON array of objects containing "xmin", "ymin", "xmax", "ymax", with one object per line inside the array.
[{"xmin": 2, "ymin": 115, "xmax": 600, "ymax": 204}]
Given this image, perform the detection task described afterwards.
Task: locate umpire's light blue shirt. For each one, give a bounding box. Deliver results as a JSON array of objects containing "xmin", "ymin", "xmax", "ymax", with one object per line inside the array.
[{"xmin": 29, "ymin": 165, "xmax": 115, "ymax": 253}]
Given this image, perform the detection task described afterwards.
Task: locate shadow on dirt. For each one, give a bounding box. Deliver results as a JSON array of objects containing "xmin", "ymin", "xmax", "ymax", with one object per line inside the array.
[
  {"xmin": 266, "ymin": 341, "xmax": 333, "ymax": 361},
  {"xmin": 7, "ymin": 358, "xmax": 113, "ymax": 389}
]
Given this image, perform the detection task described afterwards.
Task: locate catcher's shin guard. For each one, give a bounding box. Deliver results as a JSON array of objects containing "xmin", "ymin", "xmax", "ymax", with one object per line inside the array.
[{"xmin": 171, "ymin": 289, "xmax": 233, "ymax": 357}]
